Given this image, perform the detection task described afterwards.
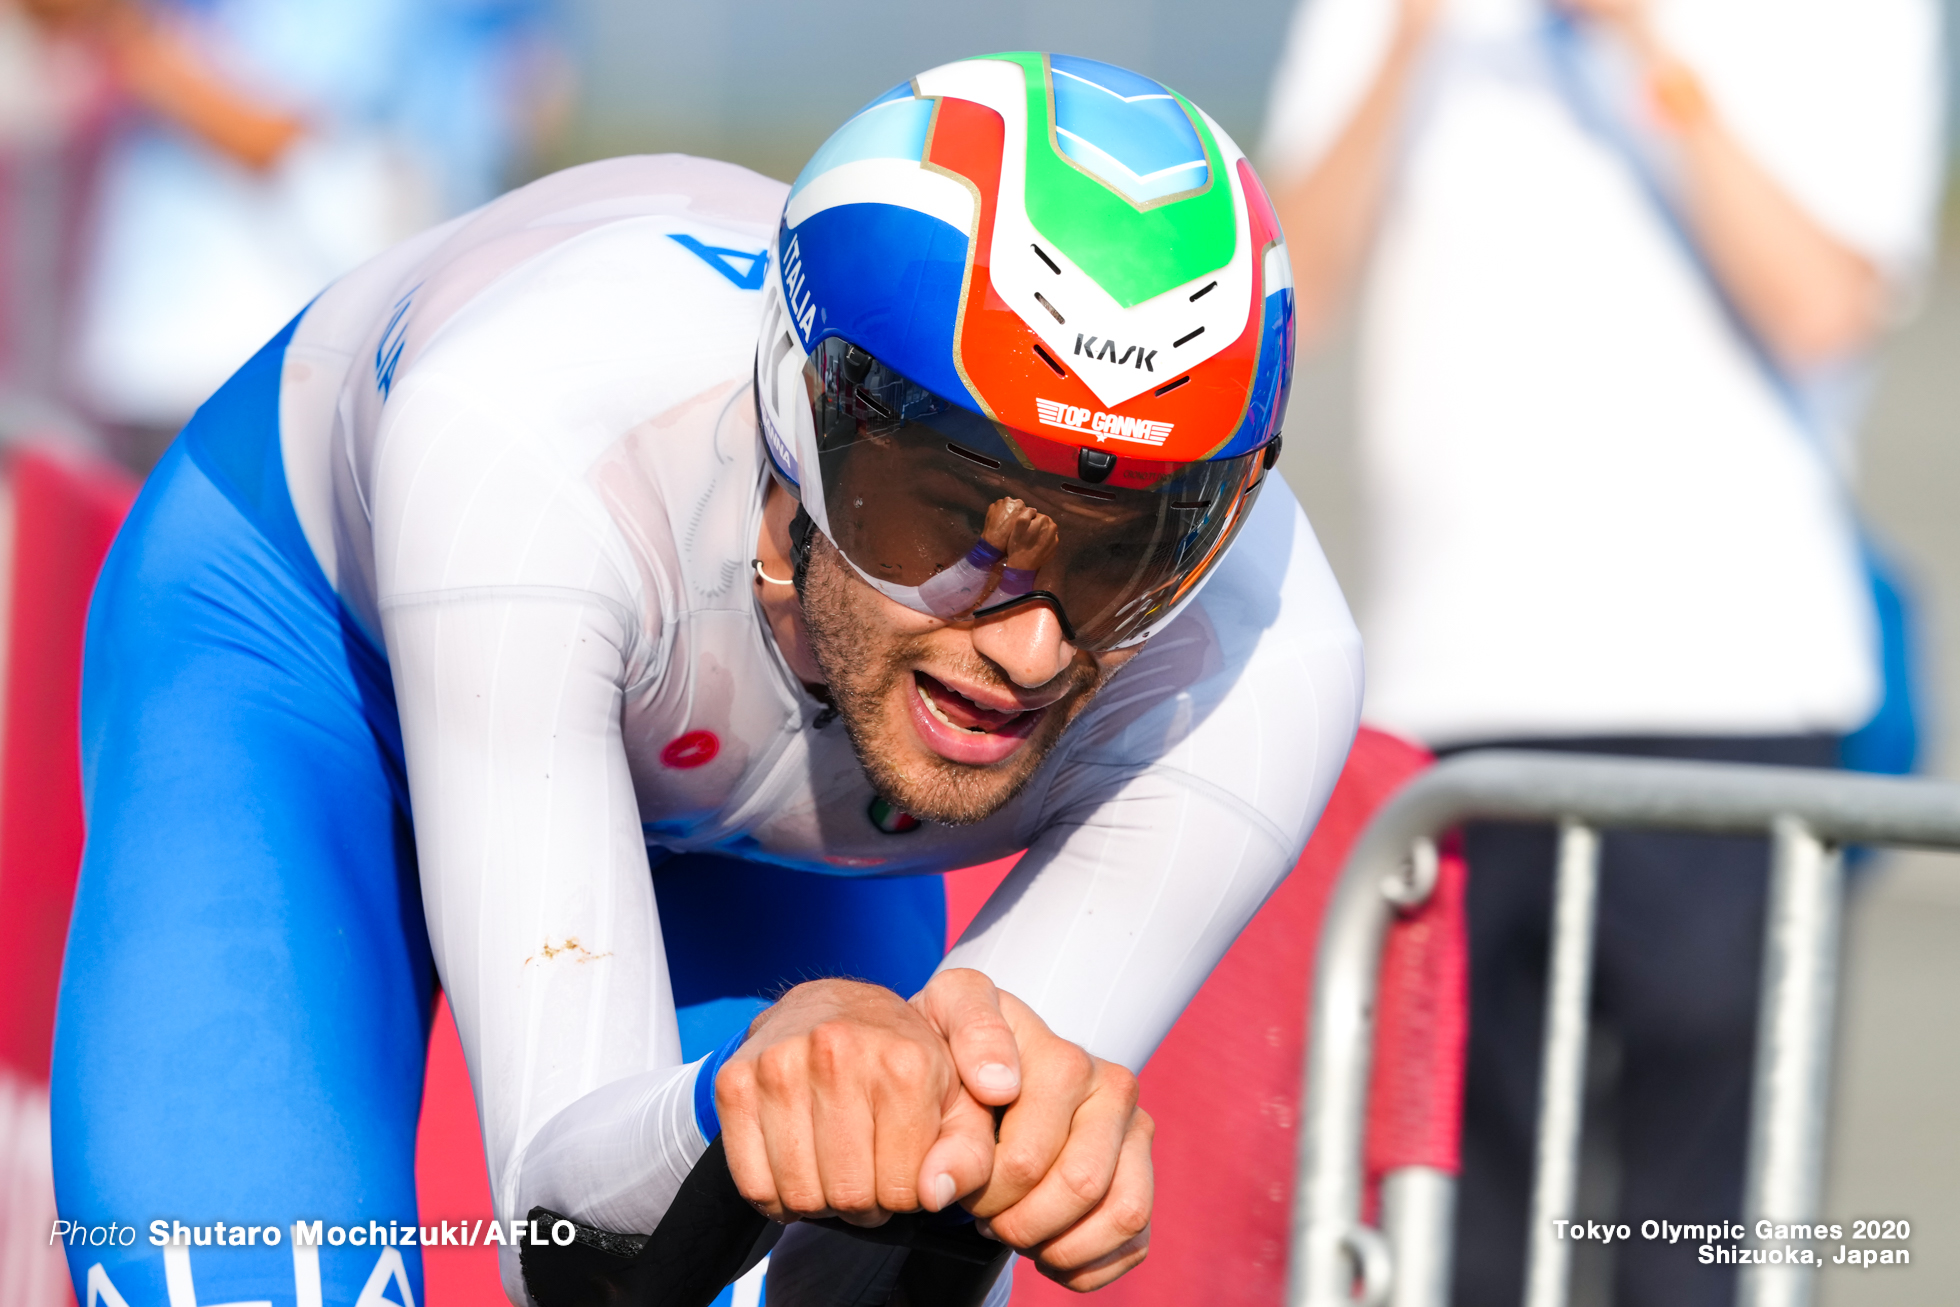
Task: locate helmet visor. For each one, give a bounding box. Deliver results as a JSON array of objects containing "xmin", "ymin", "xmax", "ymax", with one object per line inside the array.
[{"xmin": 805, "ymin": 338, "xmax": 1267, "ymax": 651}]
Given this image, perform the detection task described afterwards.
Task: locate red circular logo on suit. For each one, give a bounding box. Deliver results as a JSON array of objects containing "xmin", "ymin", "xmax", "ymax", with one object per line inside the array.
[{"xmin": 660, "ymin": 730, "xmax": 720, "ymax": 769}]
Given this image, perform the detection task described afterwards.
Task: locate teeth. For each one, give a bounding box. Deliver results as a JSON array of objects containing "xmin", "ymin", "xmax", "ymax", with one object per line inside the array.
[{"xmin": 918, "ymin": 681, "xmax": 990, "ymax": 734}]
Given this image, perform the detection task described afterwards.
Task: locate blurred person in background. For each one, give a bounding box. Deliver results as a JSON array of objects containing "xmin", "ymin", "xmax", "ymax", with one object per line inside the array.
[
  {"xmin": 1262, "ymin": 0, "xmax": 1942, "ymax": 1304},
  {"xmin": 1, "ymin": 0, "xmax": 116, "ymax": 438},
  {"xmin": 2, "ymin": 3, "xmax": 566, "ymax": 1295},
  {"xmin": 33, "ymin": 0, "xmax": 570, "ymax": 469},
  {"xmin": 0, "ymin": 18, "xmax": 134, "ymax": 1307}
]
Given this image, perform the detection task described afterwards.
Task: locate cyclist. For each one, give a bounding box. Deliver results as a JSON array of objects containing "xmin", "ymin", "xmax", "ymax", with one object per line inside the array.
[{"xmin": 54, "ymin": 53, "xmax": 1361, "ymax": 1306}]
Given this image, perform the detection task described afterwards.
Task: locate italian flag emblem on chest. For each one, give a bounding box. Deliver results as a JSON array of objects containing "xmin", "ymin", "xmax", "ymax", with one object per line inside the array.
[{"xmin": 868, "ymin": 797, "xmax": 921, "ymax": 834}]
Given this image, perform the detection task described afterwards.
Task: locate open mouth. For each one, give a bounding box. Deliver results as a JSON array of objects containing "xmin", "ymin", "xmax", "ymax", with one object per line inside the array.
[{"xmin": 905, "ymin": 672, "xmax": 1045, "ymax": 766}]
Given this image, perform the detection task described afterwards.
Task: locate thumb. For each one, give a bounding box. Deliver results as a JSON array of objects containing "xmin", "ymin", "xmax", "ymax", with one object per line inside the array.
[
  {"xmin": 917, "ymin": 1087, "xmax": 996, "ymax": 1213},
  {"xmin": 913, "ymin": 968, "xmax": 1022, "ymax": 1106}
]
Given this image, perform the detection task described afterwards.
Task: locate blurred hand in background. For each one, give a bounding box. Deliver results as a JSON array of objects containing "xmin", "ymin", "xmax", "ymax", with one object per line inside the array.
[
  {"xmin": 49, "ymin": 0, "xmax": 573, "ymax": 465},
  {"xmin": 20, "ymin": 0, "xmax": 302, "ymax": 171},
  {"xmin": 1270, "ymin": 0, "xmax": 1443, "ymax": 349},
  {"xmin": 1553, "ymin": 0, "xmax": 1885, "ymax": 364}
]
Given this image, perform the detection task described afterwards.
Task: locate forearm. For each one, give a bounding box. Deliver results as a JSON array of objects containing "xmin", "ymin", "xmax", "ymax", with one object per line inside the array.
[
  {"xmin": 1608, "ymin": 11, "xmax": 1884, "ymax": 365},
  {"xmin": 944, "ymin": 488, "xmax": 1364, "ymax": 1070},
  {"xmin": 513, "ymin": 1062, "xmax": 713, "ymax": 1231},
  {"xmin": 1670, "ymin": 98, "xmax": 1883, "ymax": 365},
  {"xmin": 387, "ymin": 592, "xmax": 689, "ymax": 1287},
  {"xmin": 102, "ymin": 3, "xmax": 304, "ymax": 170},
  {"xmin": 943, "ymin": 773, "xmax": 1307, "ymax": 1071},
  {"xmin": 1274, "ymin": 14, "xmax": 1434, "ymax": 348}
]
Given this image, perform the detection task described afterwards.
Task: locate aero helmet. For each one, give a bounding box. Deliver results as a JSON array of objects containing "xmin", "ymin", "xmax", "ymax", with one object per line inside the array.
[{"xmin": 755, "ymin": 52, "xmax": 1294, "ymax": 650}]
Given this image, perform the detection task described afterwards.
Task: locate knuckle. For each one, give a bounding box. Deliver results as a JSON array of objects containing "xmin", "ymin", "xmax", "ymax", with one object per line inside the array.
[
  {"xmin": 1106, "ymin": 1197, "xmax": 1152, "ymax": 1242},
  {"xmin": 877, "ymin": 1180, "xmax": 920, "ymax": 1210},
  {"xmin": 960, "ymin": 1008, "xmax": 1013, "ymax": 1049},
  {"xmin": 778, "ymin": 1183, "xmax": 827, "ymax": 1217},
  {"xmin": 879, "ymin": 1038, "xmax": 932, "ymax": 1084},
  {"xmin": 993, "ymin": 1144, "xmax": 1046, "ymax": 1193},
  {"xmin": 755, "ymin": 1042, "xmax": 801, "ymax": 1089},
  {"xmin": 1100, "ymin": 1063, "xmax": 1139, "ymax": 1108},
  {"xmin": 825, "ymin": 1181, "xmax": 877, "ymax": 1215},
  {"xmin": 808, "ymin": 1021, "xmax": 857, "ymax": 1072},
  {"xmin": 716, "ymin": 1062, "xmax": 757, "ymax": 1109},
  {"xmin": 1058, "ymin": 1158, "xmax": 1106, "ymax": 1207}
]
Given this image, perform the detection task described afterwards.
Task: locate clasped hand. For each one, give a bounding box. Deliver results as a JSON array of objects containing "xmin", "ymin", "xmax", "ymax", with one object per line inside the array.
[{"xmin": 714, "ymin": 969, "xmax": 1153, "ymax": 1290}]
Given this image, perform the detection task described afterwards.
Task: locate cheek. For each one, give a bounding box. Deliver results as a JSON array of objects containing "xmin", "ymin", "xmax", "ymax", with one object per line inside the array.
[
  {"xmin": 1094, "ymin": 648, "xmax": 1140, "ymax": 678},
  {"xmin": 804, "ymin": 546, "xmax": 927, "ymax": 696}
]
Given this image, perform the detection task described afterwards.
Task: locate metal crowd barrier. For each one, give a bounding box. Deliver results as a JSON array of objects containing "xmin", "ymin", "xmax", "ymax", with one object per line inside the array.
[{"xmin": 1288, "ymin": 750, "xmax": 1960, "ymax": 1307}]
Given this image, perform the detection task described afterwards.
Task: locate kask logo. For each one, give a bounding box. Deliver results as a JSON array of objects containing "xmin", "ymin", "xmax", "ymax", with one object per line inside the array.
[
  {"xmin": 1073, "ymin": 333, "xmax": 1158, "ymax": 373},
  {"xmin": 1034, "ymin": 397, "xmax": 1173, "ymax": 448}
]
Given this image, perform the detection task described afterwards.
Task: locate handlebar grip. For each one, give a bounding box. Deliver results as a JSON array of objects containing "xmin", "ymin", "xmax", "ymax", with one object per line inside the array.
[{"xmin": 521, "ymin": 1137, "xmax": 1014, "ymax": 1307}]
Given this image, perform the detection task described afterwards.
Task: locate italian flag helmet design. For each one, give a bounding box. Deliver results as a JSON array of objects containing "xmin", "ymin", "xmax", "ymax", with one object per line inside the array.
[{"xmin": 755, "ymin": 53, "xmax": 1295, "ymax": 646}]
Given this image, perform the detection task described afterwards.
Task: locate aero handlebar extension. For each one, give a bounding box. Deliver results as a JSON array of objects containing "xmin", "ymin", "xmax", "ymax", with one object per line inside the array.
[{"xmin": 520, "ymin": 1137, "xmax": 1013, "ymax": 1307}]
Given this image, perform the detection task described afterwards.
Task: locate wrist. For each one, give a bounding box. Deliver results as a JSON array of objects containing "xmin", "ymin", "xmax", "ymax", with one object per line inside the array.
[{"xmin": 693, "ymin": 1023, "xmax": 754, "ymax": 1141}]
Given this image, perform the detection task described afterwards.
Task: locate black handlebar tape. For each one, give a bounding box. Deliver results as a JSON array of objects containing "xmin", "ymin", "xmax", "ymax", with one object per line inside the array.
[
  {"xmin": 803, "ymin": 1211, "xmax": 1002, "ymax": 1265},
  {"xmin": 521, "ymin": 1136, "xmax": 769, "ymax": 1307},
  {"xmin": 521, "ymin": 1135, "xmax": 1015, "ymax": 1307},
  {"xmin": 894, "ymin": 1239, "xmax": 1016, "ymax": 1307}
]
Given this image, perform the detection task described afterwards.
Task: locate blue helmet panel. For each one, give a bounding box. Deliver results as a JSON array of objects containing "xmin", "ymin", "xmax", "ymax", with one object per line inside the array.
[
  {"xmin": 1214, "ymin": 286, "xmax": 1295, "ymax": 459},
  {"xmin": 781, "ymin": 202, "xmax": 980, "ymax": 414}
]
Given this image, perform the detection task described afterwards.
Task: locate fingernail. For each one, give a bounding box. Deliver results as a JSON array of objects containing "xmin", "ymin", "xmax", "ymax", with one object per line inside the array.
[
  {"xmin": 976, "ymin": 1218, "xmax": 1000, "ymax": 1242},
  {"xmin": 975, "ymin": 1062, "xmax": 1019, "ymax": 1093},
  {"xmin": 930, "ymin": 1172, "xmax": 957, "ymax": 1211}
]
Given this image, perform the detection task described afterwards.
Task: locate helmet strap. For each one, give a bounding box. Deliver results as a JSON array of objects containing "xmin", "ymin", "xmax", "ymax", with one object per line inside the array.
[{"xmin": 788, "ymin": 504, "xmax": 818, "ymax": 591}]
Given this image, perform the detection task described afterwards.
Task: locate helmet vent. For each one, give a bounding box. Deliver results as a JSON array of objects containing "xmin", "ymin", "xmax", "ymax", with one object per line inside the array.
[
  {"xmin": 1173, "ymin": 326, "xmax": 1205, "ymax": 348},
  {"xmin": 1062, "ymin": 481, "xmax": 1117, "ymax": 502},
  {"xmin": 945, "ymin": 442, "xmax": 1002, "ymax": 470},
  {"xmin": 1153, "ymin": 376, "xmax": 1190, "ymax": 397},
  {"xmin": 1033, "ymin": 293, "xmax": 1065, "ymax": 324},
  {"xmin": 1031, "ymin": 244, "xmax": 1062, "ymax": 275},
  {"xmin": 1189, "ymin": 281, "xmax": 1217, "ymax": 302},
  {"xmin": 1032, "ymin": 344, "xmax": 1067, "ymax": 378},
  {"xmin": 766, "ymin": 327, "xmax": 793, "ymax": 390}
]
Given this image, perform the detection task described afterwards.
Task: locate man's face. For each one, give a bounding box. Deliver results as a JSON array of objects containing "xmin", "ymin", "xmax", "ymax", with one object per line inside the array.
[{"xmin": 798, "ymin": 533, "xmax": 1132, "ymax": 825}]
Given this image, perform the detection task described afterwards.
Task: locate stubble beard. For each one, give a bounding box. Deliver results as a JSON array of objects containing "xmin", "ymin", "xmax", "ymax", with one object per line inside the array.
[{"xmin": 797, "ymin": 535, "xmax": 1103, "ymax": 825}]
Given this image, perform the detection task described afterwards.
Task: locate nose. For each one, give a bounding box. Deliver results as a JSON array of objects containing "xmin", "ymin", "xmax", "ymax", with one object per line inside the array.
[{"xmin": 970, "ymin": 602, "xmax": 1077, "ymax": 688}]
